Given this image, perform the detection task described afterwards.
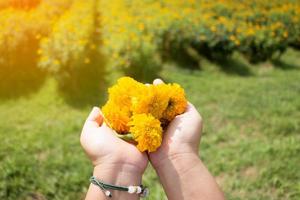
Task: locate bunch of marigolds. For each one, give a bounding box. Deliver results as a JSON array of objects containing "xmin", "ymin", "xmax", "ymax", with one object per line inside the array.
[{"xmin": 102, "ymin": 77, "xmax": 187, "ymax": 152}]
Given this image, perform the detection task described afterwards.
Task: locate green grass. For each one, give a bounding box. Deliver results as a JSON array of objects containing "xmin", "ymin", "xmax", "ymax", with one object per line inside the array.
[{"xmin": 0, "ymin": 49, "xmax": 300, "ymax": 199}]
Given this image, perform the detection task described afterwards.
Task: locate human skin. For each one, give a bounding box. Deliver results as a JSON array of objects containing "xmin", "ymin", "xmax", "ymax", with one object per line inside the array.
[
  {"xmin": 81, "ymin": 79, "xmax": 224, "ymax": 200},
  {"xmin": 148, "ymin": 79, "xmax": 225, "ymax": 200},
  {"xmin": 80, "ymin": 107, "xmax": 148, "ymax": 200}
]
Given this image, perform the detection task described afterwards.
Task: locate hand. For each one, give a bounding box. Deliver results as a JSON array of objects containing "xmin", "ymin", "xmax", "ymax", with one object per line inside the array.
[
  {"xmin": 147, "ymin": 80, "xmax": 224, "ymax": 200},
  {"xmin": 80, "ymin": 107, "xmax": 148, "ymax": 199},
  {"xmin": 149, "ymin": 79, "xmax": 203, "ymax": 169}
]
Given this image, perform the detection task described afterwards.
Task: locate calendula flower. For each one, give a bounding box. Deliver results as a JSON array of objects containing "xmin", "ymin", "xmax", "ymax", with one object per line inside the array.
[
  {"xmin": 102, "ymin": 100, "xmax": 131, "ymax": 133},
  {"xmin": 132, "ymin": 84, "xmax": 169, "ymax": 119},
  {"xmin": 129, "ymin": 114, "xmax": 162, "ymax": 152},
  {"xmin": 108, "ymin": 76, "xmax": 146, "ymax": 108},
  {"xmin": 162, "ymin": 83, "xmax": 187, "ymax": 121}
]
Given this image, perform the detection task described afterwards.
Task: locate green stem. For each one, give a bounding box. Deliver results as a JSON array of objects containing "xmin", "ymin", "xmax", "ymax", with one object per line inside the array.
[{"xmin": 116, "ymin": 133, "xmax": 135, "ymax": 142}]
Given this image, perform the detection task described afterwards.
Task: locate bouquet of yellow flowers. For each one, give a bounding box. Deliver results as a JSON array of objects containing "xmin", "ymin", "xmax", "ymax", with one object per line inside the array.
[{"xmin": 102, "ymin": 77, "xmax": 187, "ymax": 152}]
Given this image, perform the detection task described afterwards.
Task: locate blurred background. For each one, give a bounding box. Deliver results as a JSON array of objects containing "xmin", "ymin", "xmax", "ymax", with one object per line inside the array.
[{"xmin": 0, "ymin": 0, "xmax": 299, "ymax": 199}]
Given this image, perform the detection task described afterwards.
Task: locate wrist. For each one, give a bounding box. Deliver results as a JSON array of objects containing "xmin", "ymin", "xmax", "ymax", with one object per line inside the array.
[
  {"xmin": 150, "ymin": 143, "xmax": 199, "ymax": 169},
  {"xmin": 93, "ymin": 162, "xmax": 143, "ymax": 185},
  {"xmin": 153, "ymin": 151, "xmax": 200, "ymax": 175},
  {"xmin": 151, "ymin": 151, "xmax": 202, "ymax": 200},
  {"xmin": 151, "ymin": 151, "xmax": 225, "ymax": 200},
  {"xmin": 88, "ymin": 163, "xmax": 143, "ymax": 200}
]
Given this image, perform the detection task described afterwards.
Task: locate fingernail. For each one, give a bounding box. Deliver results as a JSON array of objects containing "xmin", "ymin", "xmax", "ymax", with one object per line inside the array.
[
  {"xmin": 90, "ymin": 107, "xmax": 100, "ymax": 115},
  {"xmin": 153, "ymin": 79, "xmax": 164, "ymax": 85}
]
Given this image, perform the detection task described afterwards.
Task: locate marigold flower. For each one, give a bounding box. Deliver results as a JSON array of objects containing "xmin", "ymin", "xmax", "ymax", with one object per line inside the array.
[
  {"xmin": 129, "ymin": 114, "xmax": 162, "ymax": 152},
  {"xmin": 132, "ymin": 84, "xmax": 170, "ymax": 119},
  {"xmin": 101, "ymin": 76, "xmax": 187, "ymax": 152},
  {"xmin": 162, "ymin": 83, "xmax": 188, "ymax": 121},
  {"xmin": 102, "ymin": 100, "xmax": 131, "ymax": 133},
  {"xmin": 108, "ymin": 76, "xmax": 146, "ymax": 108}
]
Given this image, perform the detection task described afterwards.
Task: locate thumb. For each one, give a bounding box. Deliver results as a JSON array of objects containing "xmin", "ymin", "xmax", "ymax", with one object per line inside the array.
[
  {"xmin": 84, "ymin": 107, "xmax": 103, "ymax": 130},
  {"xmin": 165, "ymin": 102, "xmax": 202, "ymax": 139},
  {"xmin": 153, "ymin": 78, "xmax": 164, "ymax": 85}
]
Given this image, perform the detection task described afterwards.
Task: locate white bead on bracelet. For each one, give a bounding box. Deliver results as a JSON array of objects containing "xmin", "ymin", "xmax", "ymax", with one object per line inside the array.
[
  {"xmin": 128, "ymin": 185, "xmax": 149, "ymax": 197},
  {"xmin": 128, "ymin": 186, "xmax": 141, "ymax": 194},
  {"xmin": 90, "ymin": 176, "xmax": 149, "ymax": 198}
]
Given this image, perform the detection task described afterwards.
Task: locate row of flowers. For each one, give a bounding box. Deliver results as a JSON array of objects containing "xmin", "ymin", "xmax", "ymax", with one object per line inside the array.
[
  {"xmin": 0, "ymin": 0, "xmax": 73, "ymax": 94},
  {"xmin": 38, "ymin": 0, "xmax": 99, "ymax": 77},
  {"xmin": 100, "ymin": 0, "xmax": 300, "ymax": 72},
  {"xmin": 0, "ymin": 0, "xmax": 300, "ymax": 84},
  {"xmin": 37, "ymin": 0, "xmax": 105, "ymax": 99}
]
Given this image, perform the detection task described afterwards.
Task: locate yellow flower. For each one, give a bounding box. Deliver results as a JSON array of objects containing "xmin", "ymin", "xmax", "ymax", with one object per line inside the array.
[
  {"xmin": 138, "ymin": 22, "xmax": 145, "ymax": 31},
  {"xmin": 84, "ymin": 57, "xmax": 90, "ymax": 64},
  {"xmin": 132, "ymin": 84, "xmax": 169, "ymax": 119},
  {"xmin": 102, "ymin": 100, "xmax": 131, "ymax": 133},
  {"xmin": 229, "ymin": 35, "xmax": 236, "ymax": 41},
  {"xmin": 53, "ymin": 59, "xmax": 60, "ymax": 65},
  {"xmin": 199, "ymin": 35, "xmax": 206, "ymax": 41},
  {"xmin": 108, "ymin": 76, "xmax": 146, "ymax": 108},
  {"xmin": 90, "ymin": 44, "xmax": 96, "ymax": 49},
  {"xmin": 37, "ymin": 49, "xmax": 42, "ymax": 55},
  {"xmin": 35, "ymin": 34, "xmax": 41, "ymax": 39},
  {"xmin": 101, "ymin": 76, "xmax": 187, "ymax": 152},
  {"xmin": 162, "ymin": 83, "xmax": 187, "ymax": 121},
  {"xmin": 246, "ymin": 28, "xmax": 255, "ymax": 36},
  {"xmin": 129, "ymin": 114, "xmax": 162, "ymax": 152},
  {"xmin": 210, "ymin": 25, "xmax": 217, "ymax": 32}
]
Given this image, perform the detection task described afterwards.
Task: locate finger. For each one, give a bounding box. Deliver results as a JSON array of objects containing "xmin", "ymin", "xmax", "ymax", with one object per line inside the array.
[
  {"xmin": 165, "ymin": 102, "xmax": 203, "ymax": 138},
  {"xmin": 153, "ymin": 78, "xmax": 164, "ymax": 85},
  {"xmin": 185, "ymin": 102, "xmax": 198, "ymax": 114},
  {"xmin": 182, "ymin": 102, "xmax": 202, "ymax": 120},
  {"xmin": 84, "ymin": 107, "xmax": 103, "ymax": 129}
]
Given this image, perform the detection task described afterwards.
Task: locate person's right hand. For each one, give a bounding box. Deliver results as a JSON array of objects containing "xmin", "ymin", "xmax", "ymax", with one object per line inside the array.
[
  {"xmin": 80, "ymin": 107, "xmax": 148, "ymax": 173},
  {"xmin": 81, "ymin": 107, "xmax": 148, "ymax": 200},
  {"xmin": 148, "ymin": 79, "xmax": 203, "ymax": 169}
]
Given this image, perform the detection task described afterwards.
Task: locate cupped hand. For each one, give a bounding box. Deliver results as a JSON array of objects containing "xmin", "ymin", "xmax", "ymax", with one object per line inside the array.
[
  {"xmin": 149, "ymin": 79, "xmax": 203, "ymax": 168},
  {"xmin": 80, "ymin": 107, "xmax": 148, "ymax": 174}
]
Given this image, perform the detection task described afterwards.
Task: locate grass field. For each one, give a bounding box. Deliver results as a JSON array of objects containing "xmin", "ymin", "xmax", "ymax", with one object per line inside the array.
[{"xmin": 0, "ymin": 49, "xmax": 300, "ymax": 200}]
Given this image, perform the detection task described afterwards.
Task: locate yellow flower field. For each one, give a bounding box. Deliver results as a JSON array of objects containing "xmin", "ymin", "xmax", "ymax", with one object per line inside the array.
[{"xmin": 1, "ymin": 0, "xmax": 299, "ymax": 83}]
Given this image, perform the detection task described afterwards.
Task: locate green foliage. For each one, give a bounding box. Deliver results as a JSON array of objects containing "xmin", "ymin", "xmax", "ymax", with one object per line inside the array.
[
  {"xmin": 38, "ymin": 0, "xmax": 106, "ymax": 105},
  {"xmin": 100, "ymin": 0, "xmax": 162, "ymax": 81},
  {"xmin": 1, "ymin": 0, "xmax": 300, "ymax": 87},
  {"xmin": 100, "ymin": 0, "xmax": 300, "ymax": 69},
  {"xmin": 39, "ymin": 0, "xmax": 101, "ymax": 76}
]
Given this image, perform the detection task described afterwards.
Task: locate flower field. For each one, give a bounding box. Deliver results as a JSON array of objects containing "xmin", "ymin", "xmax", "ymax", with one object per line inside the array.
[
  {"xmin": 38, "ymin": 0, "xmax": 99, "ymax": 76},
  {"xmin": 1, "ymin": 0, "xmax": 300, "ymax": 84},
  {"xmin": 101, "ymin": 0, "xmax": 300, "ymax": 74},
  {"xmin": 0, "ymin": 0, "xmax": 72, "ymax": 97},
  {"xmin": 0, "ymin": 0, "xmax": 73, "ymax": 65}
]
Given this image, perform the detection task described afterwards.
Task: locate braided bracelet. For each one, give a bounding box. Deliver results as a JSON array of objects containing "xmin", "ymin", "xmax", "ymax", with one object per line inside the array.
[{"xmin": 90, "ymin": 176, "xmax": 149, "ymax": 198}]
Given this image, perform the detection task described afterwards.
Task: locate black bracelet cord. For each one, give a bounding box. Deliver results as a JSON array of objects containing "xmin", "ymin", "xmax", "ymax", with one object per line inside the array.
[{"xmin": 90, "ymin": 176, "xmax": 149, "ymax": 198}]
